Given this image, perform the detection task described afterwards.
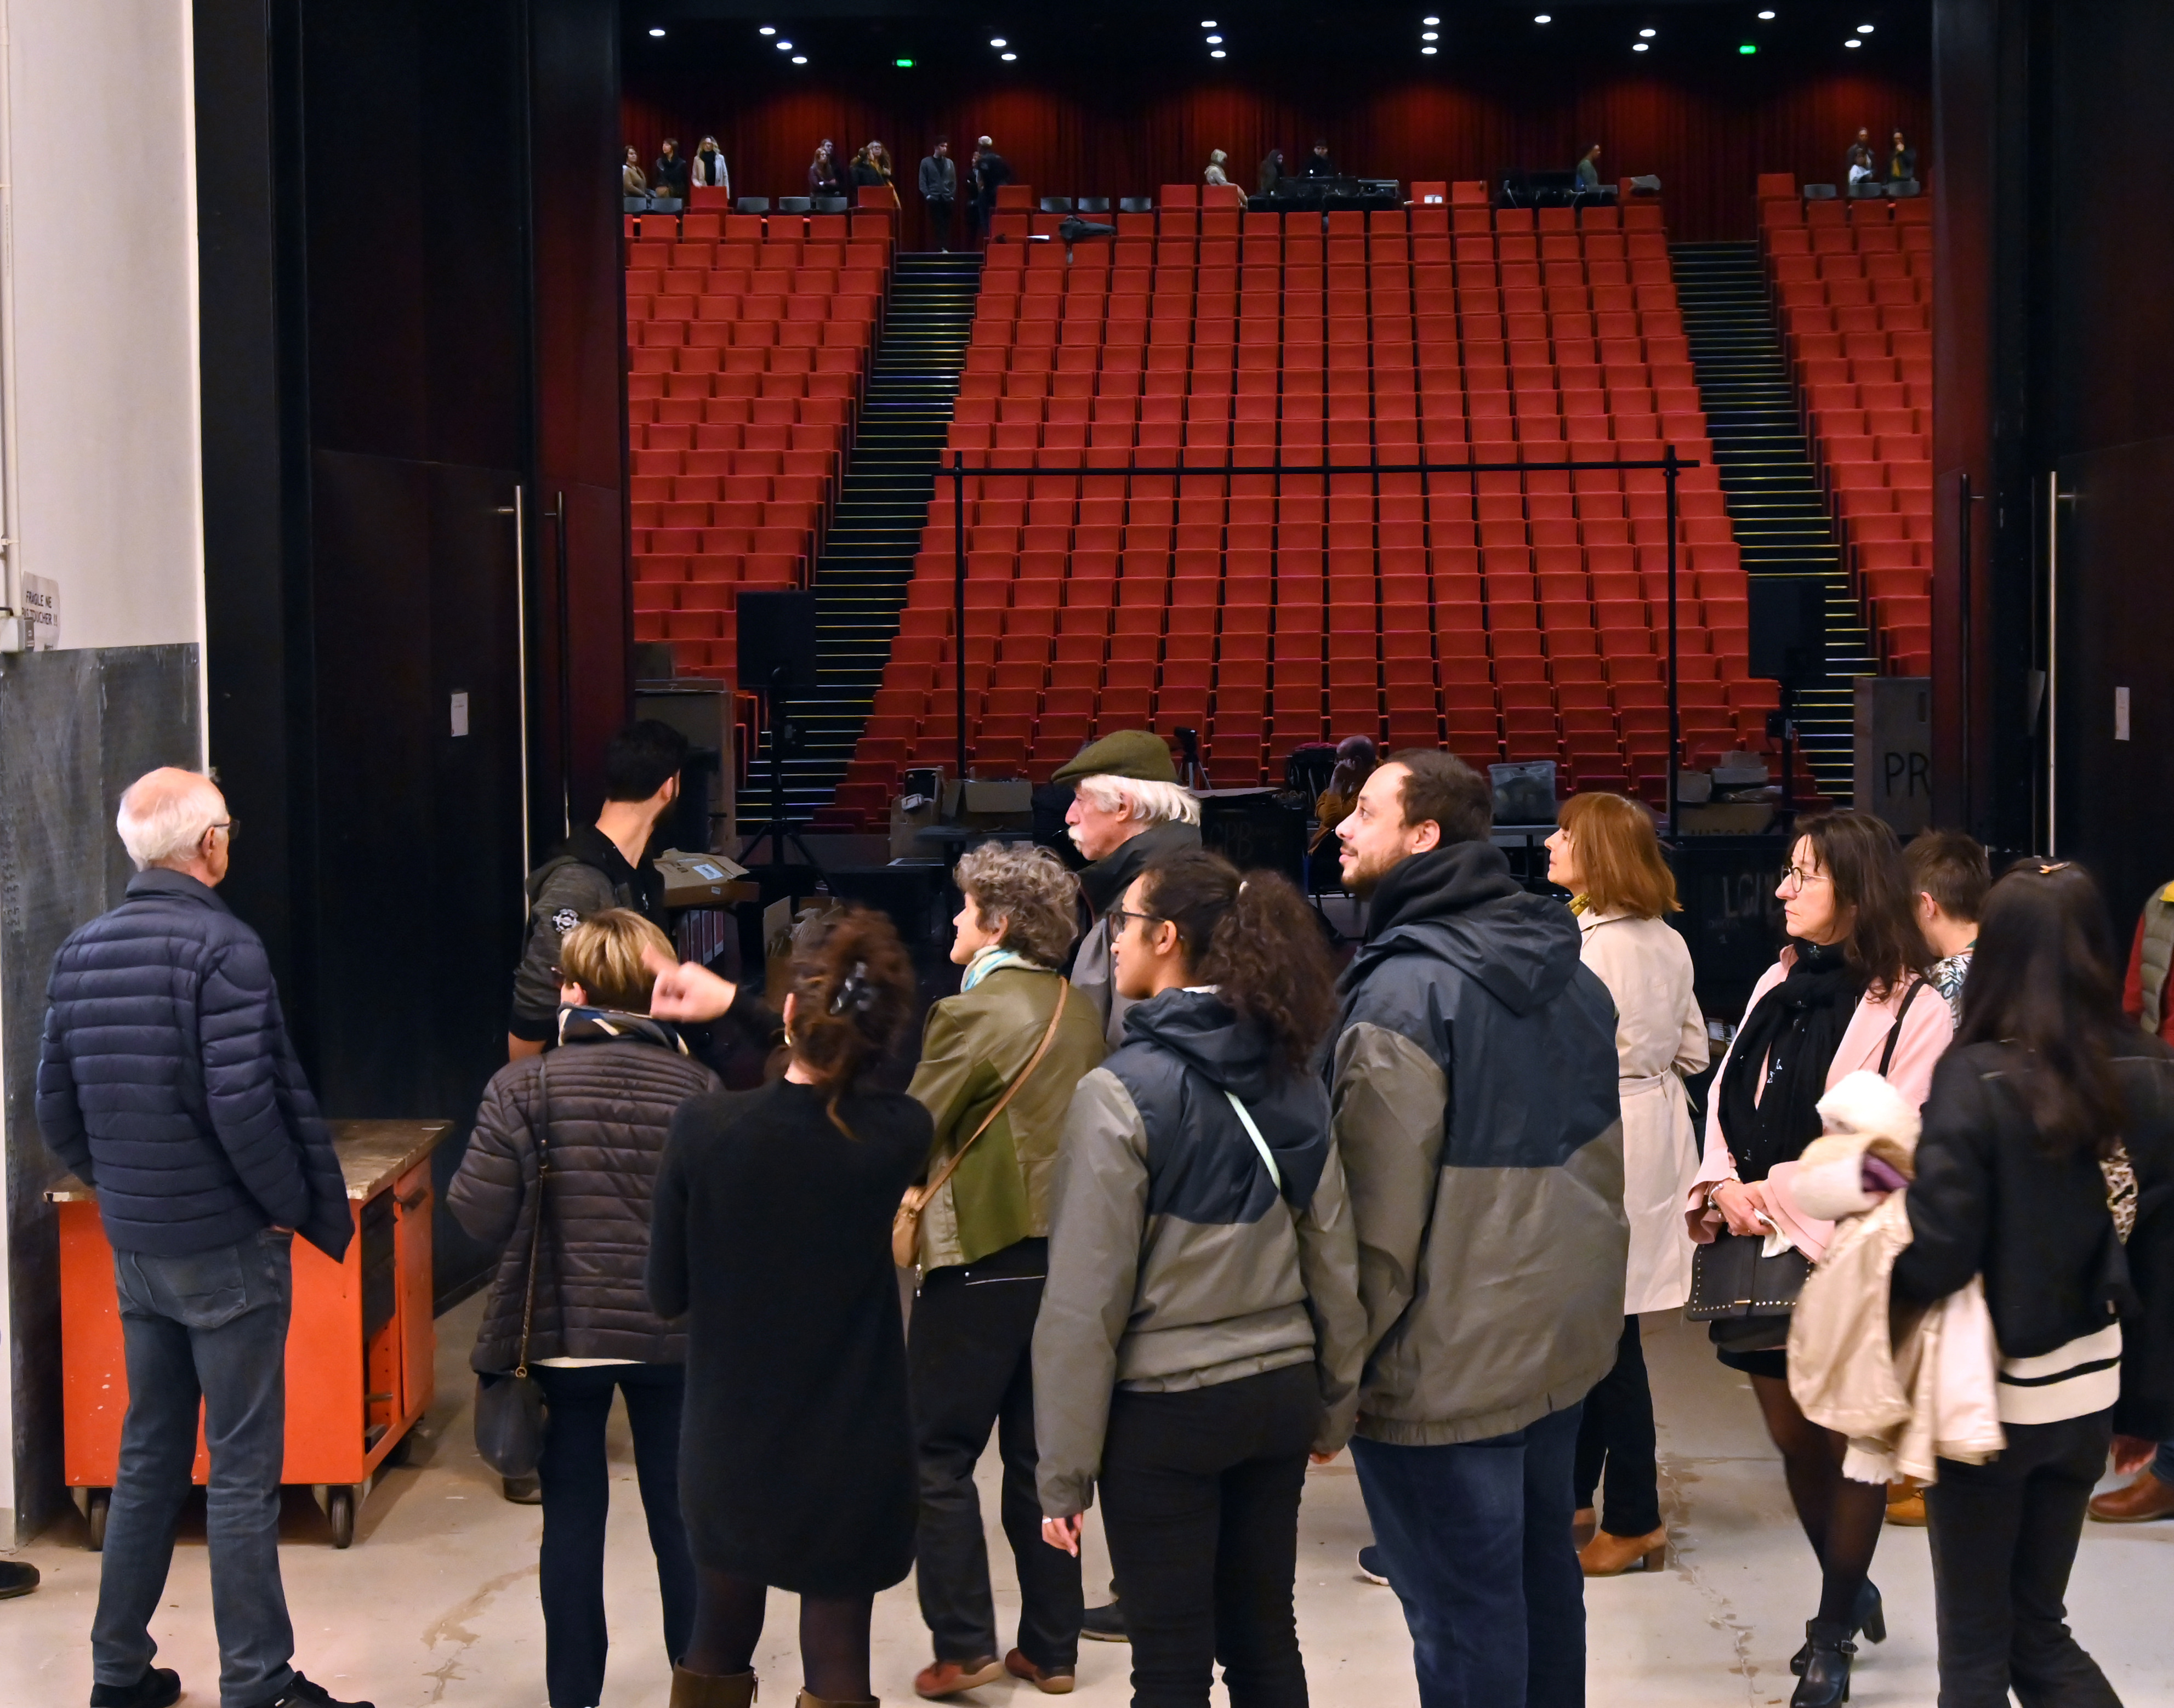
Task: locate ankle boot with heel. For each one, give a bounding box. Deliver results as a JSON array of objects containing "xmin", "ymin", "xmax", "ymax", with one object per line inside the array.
[{"xmin": 1790, "ymin": 1619, "xmax": 1855, "ymax": 1706}]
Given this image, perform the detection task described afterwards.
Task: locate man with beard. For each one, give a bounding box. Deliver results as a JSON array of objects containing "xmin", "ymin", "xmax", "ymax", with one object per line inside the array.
[
  {"xmin": 1328, "ymin": 749, "xmax": 1625, "ymax": 1708},
  {"xmin": 1052, "ymin": 732, "xmax": 1201, "ymax": 1052}
]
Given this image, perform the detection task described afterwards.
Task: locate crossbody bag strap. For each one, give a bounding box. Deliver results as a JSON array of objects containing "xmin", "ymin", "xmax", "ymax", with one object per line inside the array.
[
  {"xmin": 1224, "ymin": 1090, "xmax": 1282, "ymax": 1193},
  {"xmin": 1877, "ymin": 977, "xmax": 1927, "ymax": 1079},
  {"xmin": 514, "ymin": 1056, "xmax": 552, "ymax": 1379},
  {"xmin": 917, "ymin": 981, "xmax": 1070, "ymax": 1208}
]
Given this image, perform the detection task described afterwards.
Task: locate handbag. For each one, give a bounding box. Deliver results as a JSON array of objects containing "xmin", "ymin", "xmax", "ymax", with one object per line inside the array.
[
  {"xmin": 893, "ymin": 982, "xmax": 1069, "ymax": 1269},
  {"xmin": 1687, "ymin": 978, "xmax": 1926, "ymax": 1351},
  {"xmin": 474, "ymin": 1058, "xmax": 553, "ymax": 1477}
]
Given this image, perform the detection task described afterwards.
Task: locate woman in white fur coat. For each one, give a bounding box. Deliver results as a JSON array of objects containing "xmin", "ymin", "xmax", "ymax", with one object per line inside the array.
[{"xmin": 1545, "ymin": 793, "xmax": 1708, "ymax": 1576}]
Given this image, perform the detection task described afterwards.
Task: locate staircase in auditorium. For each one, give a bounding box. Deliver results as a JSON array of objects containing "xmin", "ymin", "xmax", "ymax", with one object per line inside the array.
[
  {"xmin": 755, "ymin": 252, "xmax": 982, "ymax": 828},
  {"xmin": 1671, "ymin": 240, "xmax": 1872, "ymax": 804},
  {"xmin": 824, "ymin": 189, "xmax": 1800, "ymax": 828}
]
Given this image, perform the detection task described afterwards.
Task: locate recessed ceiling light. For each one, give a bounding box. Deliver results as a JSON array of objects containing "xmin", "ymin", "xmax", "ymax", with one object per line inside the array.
[
  {"xmin": 1000, "ymin": 51, "xmax": 1016, "ymax": 61},
  {"xmin": 1424, "ymin": 14, "xmax": 1441, "ymax": 23},
  {"xmin": 989, "ymin": 37, "xmax": 1006, "ymax": 47},
  {"xmin": 1421, "ymin": 44, "xmax": 1438, "ymax": 55},
  {"xmin": 1205, "ymin": 33, "xmax": 1222, "ymax": 43},
  {"xmin": 1633, "ymin": 41, "xmax": 1648, "ymax": 50},
  {"xmin": 1422, "ymin": 31, "xmax": 1438, "ymax": 41},
  {"xmin": 1845, "ymin": 37, "xmax": 1861, "ymax": 47},
  {"xmin": 792, "ymin": 55, "xmax": 806, "ymax": 64},
  {"xmin": 1201, "ymin": 18, "xmax": 1216, "ymax": 25},
  {"xmin": 1640, "ymin": 27, "xmax": 1656, "ymax": 37},
  {"xmin": 1757, "ymin": 8, "xmax": 1775, "ymax": 16},
  {"xmin": 1210, "ymin": 48, "xmax": 1226, "ymax": 57},
  {"xmin": 648, "ymin": 26, "xmax": 664, "ymax": 36},
  {"xmin": 1859, "ymin": 22, "xmax": 1876, "ymax": 31},
  {"xmin": 1534, "ymin": 13, "xmax": 1551, "ymax": 22},
  {"xmin": 775, "ymin": 39, "xmax": 790, "ymax": 50},
  {"xmin": 758, "ymin": 24, "xmax": 775, "ymax": 35}
]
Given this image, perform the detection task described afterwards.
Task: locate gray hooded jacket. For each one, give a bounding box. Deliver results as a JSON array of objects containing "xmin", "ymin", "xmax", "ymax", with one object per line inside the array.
[
  {"xmin": 1333, "ymin": 842, "xmax": 1627, "ymax": 1445},
  {"xmin": 1034, "ymin": 988, "xmax": 1367, "ymax": 1517}
]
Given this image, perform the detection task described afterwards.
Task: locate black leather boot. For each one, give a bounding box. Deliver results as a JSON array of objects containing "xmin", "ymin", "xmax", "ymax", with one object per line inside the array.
[
  {"xmin": 1790, "ymin": 1619, "xmax": 1856, "ymax": 1707},
  {"xmin": 1791, "ymin": 1580, "xmax": 1881, "ymax": 1674}
]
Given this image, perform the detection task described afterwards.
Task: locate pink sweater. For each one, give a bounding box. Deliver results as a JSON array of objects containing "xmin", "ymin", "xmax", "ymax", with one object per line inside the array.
[{"xmin": 1687, "ymin": 950, "xmax": 1953, "ymax": 1262}]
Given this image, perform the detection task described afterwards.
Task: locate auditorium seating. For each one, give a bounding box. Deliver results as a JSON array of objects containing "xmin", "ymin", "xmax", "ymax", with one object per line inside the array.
[
  {"xmin": 1760, "ymin": 179, "xmax": 1934, "ymax": 675},
  {"xmin": 825, "ymin": 197, "xmax": 1783, "ymax": 826},
  {"xmin": 622, "ymin": 206, "xmax": 894, "ymax": 679}
]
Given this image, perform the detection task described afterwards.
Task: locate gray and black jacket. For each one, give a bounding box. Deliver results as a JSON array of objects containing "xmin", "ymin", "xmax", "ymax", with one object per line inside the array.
[
  {"xmin": 509, "ymin": 825, "xmax": 664, "ymax": 1043},
  {"xmin": 1333, "ymin": 841, "xmax": 1626, "ymax": 1446},
  {"xmin": 1033, "ymin": 989, "xmax": 1367, "ymax": 1517},
  {"xmin": 1068, "ymin": 818, "xmax": 1204, "ymax": 1049}
]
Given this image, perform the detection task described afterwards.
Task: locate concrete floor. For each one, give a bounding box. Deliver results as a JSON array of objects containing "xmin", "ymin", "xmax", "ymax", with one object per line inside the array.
[{"xmin": 7, "ymin": 1302, "xmax": 2172, "ymax": 1708}]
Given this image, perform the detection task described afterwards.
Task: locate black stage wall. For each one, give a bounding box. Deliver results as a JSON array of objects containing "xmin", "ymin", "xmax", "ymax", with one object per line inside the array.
[
  {"xmin": 623, "ymin": 1, "xmax": 1930, "ymax": 247},
  {"xmin": 196, "ymin": 0, "xmax": 628, "ymax": 1302},
  {"xmin": 1932, "ymin": 0, "xmax": 2174, "ymax": 928}
]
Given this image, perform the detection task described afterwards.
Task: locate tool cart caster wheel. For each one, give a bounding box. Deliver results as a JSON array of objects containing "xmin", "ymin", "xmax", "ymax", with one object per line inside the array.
[
  {"xmin": 328, "ymin": 1485, "xmax": 355, "ymax": 1548},
  {"xmin": 87, "ymin": 1488, "xmax": 110, "ymax": 1552}
]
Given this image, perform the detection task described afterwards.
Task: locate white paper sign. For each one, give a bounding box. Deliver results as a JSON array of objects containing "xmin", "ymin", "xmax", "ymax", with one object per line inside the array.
[
  {"xmin": 22, "ymin": 574, "xmax": 56, "ymax": 649},
  {"xmin": 450, "ymin": 690, "xmax": 470, "ymax": 737}
]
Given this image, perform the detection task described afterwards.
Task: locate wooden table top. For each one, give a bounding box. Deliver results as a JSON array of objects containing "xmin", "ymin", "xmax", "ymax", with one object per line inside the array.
[{"xmin": 45, "ymin": 1119, "xmax": 454, "ymax": 1204}]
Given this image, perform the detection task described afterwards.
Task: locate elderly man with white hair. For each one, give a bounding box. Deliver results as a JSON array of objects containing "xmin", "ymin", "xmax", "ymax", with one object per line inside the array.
[
  {"xmin": 1052, "ymin": 731, "xmax": 1201, "ymax": 1052},
  {"xmin": 37, "ymin": 767, "xmax": 363, "ymax": 1708}
]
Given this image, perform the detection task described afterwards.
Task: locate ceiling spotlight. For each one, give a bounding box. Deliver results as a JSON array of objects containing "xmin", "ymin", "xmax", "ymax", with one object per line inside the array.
[
  {"xmin": 1424, "ymin": 14, "xmax": 1441, "ymax": 23},
  {"xmin": 758, "ymin": 24, "xmax": 775, "ymax": 34},
  {"xmin": 1845, "ymin": 37, "xmax": 1861, "ymax": 47},
  {"xmin": 1421, "ymin": 44, "xmax": 1438, "ymax": 55},
  {"xmin": 1422, "ymin": 31, "xmax": 1438, "ymax": 41},
  {"xmin": 1639, "ymin": 27, "xmax": 1656, "ymax": 37},
  {"xmin": 1633, "ymin": 41, "xmax": 1648, "ymax": 50},
  {"xmin": 1859, "ymin": 22, "xmax": 1876, "ymax": 31},
  {"xmin": 775, "ymin": 39, "xmax": 791, "ymax": 49},
  {"xmin": 1205, "ymin": 33, "xmax": 1222, "ymax": 42},
  {"xmin": 1201, "ymin": 18, "xmax": 1216, "ymax": 25},
  {"xmin": 648, "ymin": 26, "xmax": 664, "ymax": 36},
  {"xmin": 1534, "ymin": 13, "xmax": 1551, "ymax": 22},
  {"xmin": 792, "ymin": 55, "xmax": 807, "ymax": 64},
  {"xmin": 989, "ymin": 36, "xmax": 1006, "ymax": 47},
  {"xmin": 1000, "ymin": 51, "xmax": 1017, "ymax": 61},
  {"xmin": 1757, "ymin": 8, "xmax": 1775, "ymax": 16},
  {"xmin": 1210, "ymin": 48, "xmax": 1226, "ymax": 58}
]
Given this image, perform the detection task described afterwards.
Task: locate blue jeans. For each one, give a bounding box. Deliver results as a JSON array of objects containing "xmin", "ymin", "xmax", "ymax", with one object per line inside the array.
[
  {"xmin": 93, "ymin": 1229, "xmax": 297, "ymax": 1708},
  {"xmin": 1351, "ymin": 1403, "xmax": 1586, "ymax": 1708}
]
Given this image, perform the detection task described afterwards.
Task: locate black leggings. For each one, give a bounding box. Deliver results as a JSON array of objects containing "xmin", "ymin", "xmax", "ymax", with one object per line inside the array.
[
  {"xmin": 1749, "ymin": 1372, "xmax": 1887, "ymax": 1625},
  {"xmin": 683, "ymin": 1569, "xmax": 874, "ymax": 1702},
  {"xmin": 1573, "ymin": 1315, "xmax": 1661, "ymax": 1538}
]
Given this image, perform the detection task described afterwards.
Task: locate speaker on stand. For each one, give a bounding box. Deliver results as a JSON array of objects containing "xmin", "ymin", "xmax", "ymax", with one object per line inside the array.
[
  {"xmin": 735, "ymin": 591, "xmax": 823, "ymax": 893},
  {"xmin": 1748, "ymin": 578, "xmax": 1828, "ymax": 813}
]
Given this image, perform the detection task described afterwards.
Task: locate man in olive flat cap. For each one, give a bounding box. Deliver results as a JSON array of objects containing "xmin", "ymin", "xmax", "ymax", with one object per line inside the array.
[{"xmin": 1054, "ymin": 732, "xmax": 1202, "ymax": 1050}]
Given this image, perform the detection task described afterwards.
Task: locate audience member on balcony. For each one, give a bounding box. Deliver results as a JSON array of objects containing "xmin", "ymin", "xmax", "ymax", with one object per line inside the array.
[
  {"xmin": 1329, "ymin": 751, "xmax": 1624, "ymax": 1708},
  {"xmin": 1545, "ymin": 793, "xmax": 1709, "ymax": 1581},
  {"xmin": 809, "ymin": 139, "xmax": 844, "ymax": 197},
  {"xmin": 1302, "ymin": 139, "xmax": 1337, "ymax": 178},
  {"xmin": 653, "ymin": 138, "xmax": 688, "ymax": 202},
  {"xmin": 903, "ymin": 844, "xmax": 1106, "ymax": 1701},
  {"xmin": 691, "ymin": 136, "xmax": 729, "ymax": 200},
  {"xmin": 1847, "ymin": 128, "xmax": 1876, "ymax": 186},
  {"xmin": 974, "ymin": 136, "xmax": 1013, "ymax": 230},
  {"xmin": 1887, "ymin": 131, "xmax": 1919, "ymax": 185},
  {"xmin": 1034, "ymin": 851, "xmax": 1365, "ymax": 1708},
  {"xmin": 920, "ymin": 139, "xmax": 958, "ymax": 251},
  {"xmin": 1054, "ymin": 732, "xmax": 1203, "ymax": 1050},
  {"xmin": 1257, "ymin": 147, "xmax": 1285, "ymax": 193},
  {"xmin": 449, "ymin": 908, "xmax": 717, "ymax": 1708},
  {"xmin": 1203, "ymin": 149, "xmax": 1229, "ymax": 186},
  {"xmin": 851, "ymin": 142, "xmax": 901, "ymax": 209},
  {"xmin": 648, "ymin": 909, "xmax": 929, "ymax": 1708},
  {"xmin": 622, "ymin": 146, "xmax": 648, "ymax": 198},
  {"xmin": 1576, "ymin": 144, "xmax": 1603, "ymax": 193}
]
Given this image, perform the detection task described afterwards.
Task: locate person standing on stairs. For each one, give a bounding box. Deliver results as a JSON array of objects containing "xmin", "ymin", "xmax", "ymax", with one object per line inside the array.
[{"xmin": 1544, "ymin": 793, "xmax": 1709, "ymax": 1579}]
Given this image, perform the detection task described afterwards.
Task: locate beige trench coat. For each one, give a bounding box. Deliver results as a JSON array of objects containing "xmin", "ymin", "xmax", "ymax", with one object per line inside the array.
[{"xmin": 1578, "ymin": 909, "xmax": 1709, "ymax": 1313}]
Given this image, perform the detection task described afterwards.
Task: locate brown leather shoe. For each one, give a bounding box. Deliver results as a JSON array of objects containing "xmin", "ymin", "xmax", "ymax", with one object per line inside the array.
[
  {"xmin": 670, "ymin": 1667, "xmax": 756, "ymax": 1708},
  {"xmin": 912, "ymin": 1656, "xmax": 1003, "ymax": 1700},
  {"xmin": 1578, "ymin": 1525, "xmax": 1667, "ymax": 1576},
  {"xmin": 2089, "ymin": 1473, "xmax": 2174, "ymax": 1523},
  {"xmin": 1004, "ymin": 1651, "xmax": 1075, "ymax": 1695},
  {"xmin": 1885, "ymin": 1482, "xmax": 1927, "ymax": 1526}
]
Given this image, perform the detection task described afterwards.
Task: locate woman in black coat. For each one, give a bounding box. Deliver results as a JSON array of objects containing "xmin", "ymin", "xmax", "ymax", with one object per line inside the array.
[
  {"xmin": 648, "ymin": 908, "xmax": 931, "ymax": 1708},
  {"xmin": 1894, "ymin": 861, "xmax": 2174, "ymax": 1707}
]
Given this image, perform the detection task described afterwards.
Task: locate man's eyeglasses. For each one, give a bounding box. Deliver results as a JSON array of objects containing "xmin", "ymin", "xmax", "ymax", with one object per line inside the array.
[
  {"xmin": 1778, "ymin": 864, "xmax": 1830, "ymax": 895},
  {"xmin": 210, "ymin": 818, "xmax": 238, "ymax": 844},
  {"xmin": 1107, "ymin": 906, "xmax": 1164, "ymax": 935}
]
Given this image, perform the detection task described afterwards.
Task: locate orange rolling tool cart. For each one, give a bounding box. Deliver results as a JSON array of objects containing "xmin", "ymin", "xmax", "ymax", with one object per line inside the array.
[{"xmin": 47, "ymin": 1120, "xmax": 453, "ymax": 1548}]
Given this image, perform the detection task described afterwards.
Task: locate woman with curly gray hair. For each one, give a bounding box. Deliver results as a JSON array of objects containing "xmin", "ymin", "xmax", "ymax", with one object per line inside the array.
[{"xmin": 904, "ymin": 842, "xmax": 1111, "ymax": 1700}]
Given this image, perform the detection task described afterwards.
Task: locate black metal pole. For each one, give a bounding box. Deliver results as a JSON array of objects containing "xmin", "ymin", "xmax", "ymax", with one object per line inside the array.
[
  {"xmin": 953, "ymin": 451, "xmax": 968, "ymax": 782},
  {"xmin": 1664, "ymin": 449, "xmax": 1681, "ymax": 835},
  {"xmin": 553, "ymin": 491, "xmax": 572, "ymax": 838}
]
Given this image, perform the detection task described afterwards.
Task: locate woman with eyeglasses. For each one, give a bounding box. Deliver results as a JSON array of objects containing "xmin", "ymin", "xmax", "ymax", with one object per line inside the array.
[
  {"xmin": 1034, "ymin": 850, "xmax": 1365, "ymax": 1708},
  {"xmin": 1687, "ymin": 811, "xmax": 1953, "ymax": 1707},
  {"xmin": 1894, "ymin": 860, "xmax": 2174, "ymax": 1705}
]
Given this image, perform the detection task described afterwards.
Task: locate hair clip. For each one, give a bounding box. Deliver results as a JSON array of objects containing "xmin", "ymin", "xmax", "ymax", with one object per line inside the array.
[{"xmin": 828, "ymin": 960, "xmax": 877, "ymax": 1015}]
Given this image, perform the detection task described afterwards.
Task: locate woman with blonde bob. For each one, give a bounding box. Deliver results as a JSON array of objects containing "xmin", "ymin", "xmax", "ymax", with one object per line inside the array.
[
  {"xmin": 904, "ymin": 843, "xmax": 1108, "ymax": 1698},
  {"xmin": 1544, "ymin": 793, "xmax": 1708, "ymax": 1576}
]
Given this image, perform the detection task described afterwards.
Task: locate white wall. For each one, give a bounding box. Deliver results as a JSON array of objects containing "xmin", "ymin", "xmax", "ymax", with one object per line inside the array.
[
  {"xmin": 4, "ymin": 0, "xmax": 205, "ymax": 654},
  {"xmin": 0, "ymin": 0, "xmax": 206, "ymax": 1533}
]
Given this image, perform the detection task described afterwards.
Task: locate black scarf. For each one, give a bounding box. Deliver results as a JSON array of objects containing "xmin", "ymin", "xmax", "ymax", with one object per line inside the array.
[
  {"xmin": 1075, "ymin": 817, "xmax": 1203, "ymax": 916},
  {"xmin": 1716, "ymin": 941, "xmax": 1865, "ymax": 1182}
]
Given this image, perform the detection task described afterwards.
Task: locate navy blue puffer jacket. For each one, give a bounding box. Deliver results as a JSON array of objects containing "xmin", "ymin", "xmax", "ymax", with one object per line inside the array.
[{"xmin": 37, "ymin": 869, "xmax": 353, "ymax": 1260}]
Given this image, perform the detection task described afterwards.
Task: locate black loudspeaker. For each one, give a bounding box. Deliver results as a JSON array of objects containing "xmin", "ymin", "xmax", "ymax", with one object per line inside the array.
[
  {"xmin": 1748, "ymin": 579, "xmax": 1828, "ymax": 685},
  {"xmin": 736, "ymin": 591, "xmax": 819, "ymax": 691},
  {"xmin": 1198, "ymin": 789, "xmax": 1309, "ymax": 885}
]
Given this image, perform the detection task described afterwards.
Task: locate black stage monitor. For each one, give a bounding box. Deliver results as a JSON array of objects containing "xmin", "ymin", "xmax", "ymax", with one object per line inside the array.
[
  {"xmin": 1748, "ymin": 578, "xmax": 1828, "ymax": 686},
  {"xmin": 736, "ymin": 590, "xmax": 819, "ymax": 692}
]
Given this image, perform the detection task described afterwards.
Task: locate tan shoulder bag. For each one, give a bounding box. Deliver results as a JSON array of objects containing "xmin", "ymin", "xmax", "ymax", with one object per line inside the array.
[{"xmin": 893, "ymin": 982, "xmax": 1069, "ymax": 1269}]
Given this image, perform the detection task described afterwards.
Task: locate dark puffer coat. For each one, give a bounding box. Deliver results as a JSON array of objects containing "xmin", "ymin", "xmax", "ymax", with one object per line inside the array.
[
  {"xmin": 37, "ymin": 868, "xmax": 352, "ymax": 1261},
  {"xmin": 450, "ymin": 1009, "xmax": 719, "ymax": 1370}
]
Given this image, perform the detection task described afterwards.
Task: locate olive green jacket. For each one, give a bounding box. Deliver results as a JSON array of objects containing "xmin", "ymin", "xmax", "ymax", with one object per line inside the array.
[{"xmin": 907, "ymin": 965, "xmax": 1109, "ymax": 1271}]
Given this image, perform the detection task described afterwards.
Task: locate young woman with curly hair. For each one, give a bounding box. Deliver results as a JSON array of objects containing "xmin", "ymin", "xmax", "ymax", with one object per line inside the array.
[
  {"xmin": 647, "ymin": 908, "xmax": 929, "ymax": 1708},
  {"xmin": 1034, "ymin": 851, "xmax": 1368, "ymax": 1708},
  {"xmin": 904, "ymin": 844, "xmax": 1108, "ymax": 1699}
]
